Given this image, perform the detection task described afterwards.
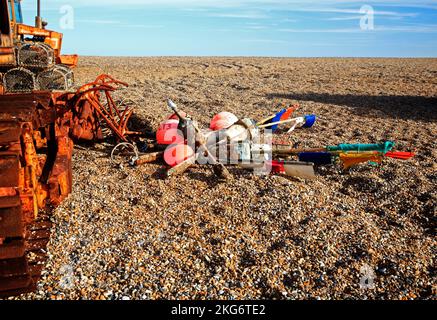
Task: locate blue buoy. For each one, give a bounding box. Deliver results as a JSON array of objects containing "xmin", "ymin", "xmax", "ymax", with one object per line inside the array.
[{"xmin": 302, "ymin": 115, "xmax": 316, "ymax": 128}]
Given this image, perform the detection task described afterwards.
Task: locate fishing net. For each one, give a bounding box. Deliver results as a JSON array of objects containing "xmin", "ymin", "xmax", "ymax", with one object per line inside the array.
[
  {"xmin": 17, "ymin": 42, "xmax": 55, "ymax": 69},
  {"xmin": 3, "ymin": 67, "xmax": 36, "ymax": 92},
  {"xmin": 37, "ymin": 64, "xmax": 74, "ymax": 91}
]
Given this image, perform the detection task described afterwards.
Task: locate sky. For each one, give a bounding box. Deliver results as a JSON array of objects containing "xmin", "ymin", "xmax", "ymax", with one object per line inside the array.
[{"xmin": 20, "ymin": 0, "xmax": 437, "ymax": 57}]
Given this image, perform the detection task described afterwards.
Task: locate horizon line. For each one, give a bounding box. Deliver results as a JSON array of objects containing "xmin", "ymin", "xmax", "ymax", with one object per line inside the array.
[{"xmin": 77, "ymin": 55, "xmax": 437, "ymax": 59}]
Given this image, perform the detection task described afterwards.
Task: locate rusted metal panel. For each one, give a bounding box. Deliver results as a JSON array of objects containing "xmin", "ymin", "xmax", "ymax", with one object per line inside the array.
[
  {"xmin": 0, "ymin": 92, "xmax": 54, "ymax": 127},
  {"xmin": 29, "ymin": 264, "xmax": 44, "ymax": 277},
  {"xmin": 0, "ymin": 100, "xmax": 37, "ymax": 122},
  {"xmin": 0, "ymin": 55, "xmax": 16, "ymax": 65},
  {"xmin": 0, "ymin": 154, "xmax": 20, "ymax": 188},
  {"xmin": 0, "ymin": 275, "xmax": 32, "ymax": 292},
  {"xmin": 26, "ymin": 229, "xmax": 50, "ymax": 241},
  {"xmin": 0, "ymin": 257, "xmax": 28, "ymax": 277},
  {"xmin": 0, "ymin": 195, "xmax": 21, "ymax": 209},
  {"xmin": 25, "ymin": 238, "xmax": 49, "ymax": 252},
  {"xmin": 0, "ymin": 47, "xmax": 14, "ymax": 55},
  {"xmin": 0, "ymin": 92, "xmax": 52, "ymax": 107},
  {"xmin": 0, "ymin": 122, "xmax": 21, "ymax": 145},
  {"xmin": 28, "ymin": 221, "xmax": 52, "ymax": 231},
  {"xmin": 0, "ymin": 206, "xmax": 23, "ymax": 238},
  {"xmin": 0, "ymin": 239, "xmax": 25, "ymax": 260},
  {"xmin": 0, "ymin": 50, "xmax": 15, "ymax": 65},
  {"xmin": 58, "ymin": 54, "xmax": 78, "ymax": 67}
]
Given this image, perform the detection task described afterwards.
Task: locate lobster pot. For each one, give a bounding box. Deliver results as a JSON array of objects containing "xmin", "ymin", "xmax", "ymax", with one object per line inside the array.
[
  {"xmin": 37, "ymin": 65, "xmax": 74, "ymax": 91},
  {"xmin": 17, "ymin": 42, "xmax": 55, "ymax": 69},
  {"xmin": 3, "ymin": 68, "xmax": 36, "ymax": 93}
]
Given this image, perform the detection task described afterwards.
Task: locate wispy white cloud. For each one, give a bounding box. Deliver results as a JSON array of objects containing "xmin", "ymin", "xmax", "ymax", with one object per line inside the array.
[
  {"xmin": 76, "ymin": 19, "xmax": 164, "ymax": 29},
  {"xmin": 125, "ymin": 24, "xmax": 164, "ymax": 29},
  {"xmin": 18, "ymin": 0, "xmax": 437, "ymax": 57},
  {"xmin": 282, "ymin": 18, "xmax": 298, "ymax": 23},
  {"xmin": 208, "ymin": 12, "xmax": 268, "ymax": 19},
  {"xmin": 76, "ymin": 19, "xmax": 121, "ymax": 25},
  {"xmin": 20, "ymin": 0, "xmax": 437, "ymax": 10},
  {"xmin": 279, "ymin": 24, "xmax": 437, "ymax": 33},
  {"xmin": 242, "ymin": 39, "xmax": 289, "ymax": 44},
  {"xmin": 325, "ymin": 15, "xmax": 364, "ymax": 21},
  {"xmin": 22, "ymin": 0, "xmax": 435, "ymax": 20},
  {"xmin": 279, "ymin": 28, "xmax": 363, "ymax": 33},
  {"xmin": 28, "ymin": 0, "xmax": 437, "ymax": 6},
  {"xmin": 180, "ymin": 8, "xmax": 211, "ymax": 12},
  {"xmin": 292, "ymin": 7, "xmax": 419, "ymax": 17},
  {"xmin": 375, "ymin": 24, "xmax": 437, "ymax": 32},
  {"xmin": 246, "ymin": 25, "xmax": 268, "ymax": 29}
]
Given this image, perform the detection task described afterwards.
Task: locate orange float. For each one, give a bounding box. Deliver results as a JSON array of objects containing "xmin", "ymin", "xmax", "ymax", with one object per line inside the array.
[
  {"xmin": 156, "ymin": 119, "xmax": 185, "ymax": 145},
  {"xmin": 210, "ymin": 112, "xmax": 238, "ymax": 131},
  {"xmin": 168, "ymin": 111, "xmax": 187, "ymax": 120},
  {"xmin": 164, "ymin": 144, "xmax": 195, "ymax": 167}
]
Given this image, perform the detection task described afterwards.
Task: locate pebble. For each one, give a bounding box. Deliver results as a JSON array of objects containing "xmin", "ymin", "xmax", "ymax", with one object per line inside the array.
[{"xmin": 13, "ymin": 57, "xmax": 437, "ymax": 300}]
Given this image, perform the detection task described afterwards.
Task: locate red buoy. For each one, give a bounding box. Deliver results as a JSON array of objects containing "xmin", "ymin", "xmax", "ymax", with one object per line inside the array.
[
  {"xmin": 164, "ymin": 144, "xmax": 195, "ymax": 167},
  {"xmin": 210, "ymin": 112, "xmax": 238, "ymax": 131},
  {"xmin": 156, "ymin": 120, "xmax": 184, "ymax": 145},
  {"xmin": 167, "ymin": 111, "xmax": 187, "ymax": 121}
]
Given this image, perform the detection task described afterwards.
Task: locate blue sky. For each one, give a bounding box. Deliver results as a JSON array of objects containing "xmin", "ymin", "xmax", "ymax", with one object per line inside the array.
[{"xmin": 21, "ymin": 1, "xmax": 437, "ymax": 57}]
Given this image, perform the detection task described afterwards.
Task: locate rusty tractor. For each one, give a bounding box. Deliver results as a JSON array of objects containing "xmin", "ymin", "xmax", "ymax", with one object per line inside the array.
[{"xmin": 0, "ymin": 1, "xmax": 137, "ymax": 297}]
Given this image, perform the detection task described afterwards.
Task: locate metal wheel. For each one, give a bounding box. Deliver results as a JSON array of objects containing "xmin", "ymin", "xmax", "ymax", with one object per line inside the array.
[{"xmin": 110, "ymin": 142, "xmax": 139, "ymax": 167}]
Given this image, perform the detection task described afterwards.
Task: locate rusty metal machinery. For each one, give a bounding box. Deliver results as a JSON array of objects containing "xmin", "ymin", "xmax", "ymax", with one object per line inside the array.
[
  {"xmin": 0, "ymin": 0, "xmax": 141, "ymax": 297},
  {"xmin": 0, "ymin": 0, "xmax": 76, "ymax": 296},
  {"xmin": 0, "ymin": 92, "xmax": 73, "ymax": 296},
  {"xmin": 0, "ymin": 75, "xmax": 138, "ymax": 297},
  {"xmin": 67, "ymin": 74, "xmax": 139, "ymax": 142},
  {"xmin": 0, "ymin": 0, "xmax": 78, "ymax": 93}
]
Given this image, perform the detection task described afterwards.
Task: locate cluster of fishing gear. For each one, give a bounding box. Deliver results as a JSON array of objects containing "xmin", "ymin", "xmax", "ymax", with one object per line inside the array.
[{"xmin": 112, "ymin": 100, "xmax": 415, "ymax": 181}]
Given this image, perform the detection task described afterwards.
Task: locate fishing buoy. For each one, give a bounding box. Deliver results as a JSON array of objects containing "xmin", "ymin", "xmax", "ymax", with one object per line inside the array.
[
  {"xmin": 302, "ymin": 115, "xmax": 316, "ymax": 128},
  {"xmin": 167, "ymin": 111, "xmax": 187, "ymax": 121},
  {"xmin": 156, "ymin": 119, "xmax": 184, "ymax": 145},
  {"xmin": 225, "ymin": 124, "xmax": 248, "ymax": 142},
  {"xmin": 164, "ymin": 144, "xmax": 195, "ymax": 167},
  {"xmin": 210, "ymin": 112, "xmax": 238, "ymax": 131}
]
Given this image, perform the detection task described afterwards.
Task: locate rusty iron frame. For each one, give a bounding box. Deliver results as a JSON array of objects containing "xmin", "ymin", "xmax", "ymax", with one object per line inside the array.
[{"xmin": 69, "ymin": 74, "xmax": 140, "ymax": 142}]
